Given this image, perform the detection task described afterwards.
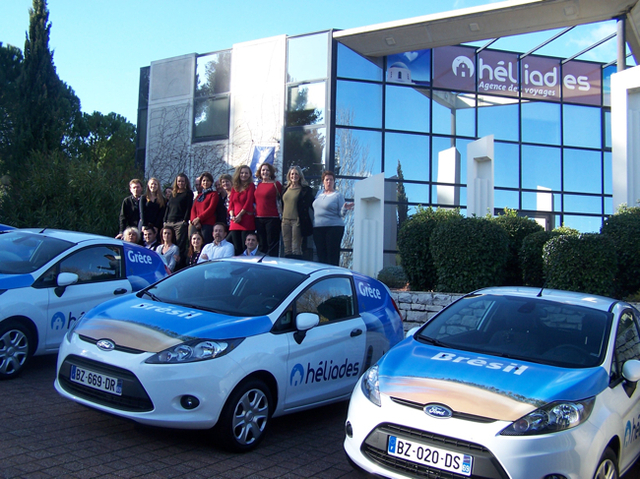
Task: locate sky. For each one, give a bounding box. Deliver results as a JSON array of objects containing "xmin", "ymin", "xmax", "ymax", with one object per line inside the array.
[{"xmin": 0, "ymin": 0, "xmax": 624, "ymax": 126}]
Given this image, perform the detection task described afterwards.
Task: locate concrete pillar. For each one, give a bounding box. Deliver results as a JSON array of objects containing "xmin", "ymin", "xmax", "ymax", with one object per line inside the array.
[
  {"xmin": 467, "ymin": 135, "xmax": 495, "ymax": 217},
  {"xmin": 437, "ymin": 147, "xmax": 461, "ymax": 206},
  {"xmin": 353, "ymin": 174, "xmax": 385, "ymax": 277}
]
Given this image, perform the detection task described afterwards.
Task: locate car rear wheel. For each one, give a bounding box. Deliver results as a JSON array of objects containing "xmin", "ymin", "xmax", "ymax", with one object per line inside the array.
[
  {"xmin": 0, "ymin": 320, "xmax": 33, "ymax": 379},
  {"xmin": 594, "ymin": 447, "xmax": 618, "ymax": 479},
  {"xmin": 214, "ymin": 378, "xmax": 272, "ymax": 452}
]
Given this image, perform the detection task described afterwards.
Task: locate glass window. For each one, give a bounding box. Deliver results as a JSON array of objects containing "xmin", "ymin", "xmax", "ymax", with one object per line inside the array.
[
  {"xmin": 431, "ymin": 185, "xmax": 466, "ymax": 209},
  {"xmin": 563, "ymin": 104, "xmax": 601, "ymax": 148},
  {"xmin": 337, "ymin": 43, "xmax": 382, "ymax": 81},
  {"xmin": 495, "ymin": 189, "xmax": 520, "ymax": 210},
  {"xmin": 287, "ymin": 32, "xmax": 329, "ymax": 83},
  {"xmin": 478, "ymin": 96, "xmax": 519, "ymax": 141},
  {"xmin": 603, "ymin": 64, "xmax": 615, "ymax": 107},
  {"xmin": 522, "ymin": 101, "xmax": 561, "ymax": 145},
  {"xmin": 612, "ymin": 310, "xmax": 640, "ymax": 380},
  {"xmin": 522, "ymin": 145, "xmax": 561, "ymax": 190},
  {"xmin": 194, "ymin": 96, "xmax": 230, "ymax": 140},
  {"xmin": 195, "ymin": 51, "xmax": 231, "ymax": 97},
  {"xmin": 386, "ymin": 49, "xmax": 431, "ymax": 85},
  {"xmin": 522, "ymin": 191, "xmax": 560, "ymax": 213},
  {"xmin": 385, "ymin": 85, "xmax": 430, "ymax": 133},
  {"xmin": 562, "ymin": 215, "xmax": 603, "ymax": 233},
  {"xmin": 59, "ymin": 246, "xmax": 123, "ymax": 284},
  {"xmin": 335, "ymin": 128, "xmax": 381, "ymax": 177},
  {"xmin": 494, "ymin": 142, "xmax": 519, "ymax": 188},
  {"xmin": 432, "ymin": 136, "xmax": 459, "ymax": 186},
  {"xmin": 296, "ymin": 277, "xmax": 355, "ymax": 323},
  {"xmin": 432, "ymin": 91, "xmax": 475, "ymax": 137},
  {"xmin": 384, "ymin": 132, "xmax": 429, "ymax": 180},
  {"xmin": 287, "ymin": 82, "xmax": 325, "ymax": 126},
  {"xmin": 336, "ymin": 80, "xmax": 382, "ymax": 128},
  {"xmin": 604, "ymin": 110, "xmax": 611, "ymax": 149},
  {"xmin": 604, "ymin": 152, "xmax": 612, "ymax": 195},
  {"xmin": 563, "ymin": 195, "xmax": 602, "ymax": 215},
  {"xmin": 563, "ymin": 149, "xmax": 601, "ymax": 194},
  {"xmin": 284, "ymin": 128, "xmax": 326, "ymax": 180}
]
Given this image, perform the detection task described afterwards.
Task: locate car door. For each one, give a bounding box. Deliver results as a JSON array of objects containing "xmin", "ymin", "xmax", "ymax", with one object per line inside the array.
[
  {"xmin": 283, "ymin": 276, "xmax": 366, "ymax": 410},
  {"xmin": 603, "ymin": 308, "xmax": 640, "ymax": 472},
  {"xmin": 38, "ymin": 245, "xmax": 131, "ymax": 349}
]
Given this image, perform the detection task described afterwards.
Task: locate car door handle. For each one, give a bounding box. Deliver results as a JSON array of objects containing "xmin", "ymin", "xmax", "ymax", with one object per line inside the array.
[
  {"xmin": 113, "ymin": 288, "xmax": 128, "ymax": 295},
  {"xmin": 350, "ymin": 329, "xmax": 363, "ymax": 337}
]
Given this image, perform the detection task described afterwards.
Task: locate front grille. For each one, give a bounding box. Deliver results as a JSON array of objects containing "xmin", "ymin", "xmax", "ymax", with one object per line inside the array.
[
  {"xmin": 390, "ymin": 397, "xmax": 497, "ymax": 424},
  {"xmin": 58, "ymin": 355, "xmax": 153, "ymax": 412},
  {"xmin": 79, "ymin": 334, "xmax": 146, "ymax": 354},
  {"xmin": 362, "ymin": 423, "xmax": 508, "ymax": 479}
]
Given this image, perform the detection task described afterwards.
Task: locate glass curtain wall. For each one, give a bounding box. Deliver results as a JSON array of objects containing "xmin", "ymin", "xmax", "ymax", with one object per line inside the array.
[
  {"xmin": 334, "ymin": 42, "xmax": 612, "ymax": 234},
  {"xmin": 193, "ymin": 51, "xmax": 232, "ymax": 141}
]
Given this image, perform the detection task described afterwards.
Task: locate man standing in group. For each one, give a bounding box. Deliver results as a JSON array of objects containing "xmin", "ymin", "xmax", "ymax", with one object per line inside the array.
[
  {"xmin": 198, "ymin": 222, "xmax": 235, "ymax": 262},
  {"xmin": 241, "ymin": 232, "xmax": 260, "ymax": 256},
  {"xmin": 117, "ymin": 179, "xmax": 144, "ymax": 240}
]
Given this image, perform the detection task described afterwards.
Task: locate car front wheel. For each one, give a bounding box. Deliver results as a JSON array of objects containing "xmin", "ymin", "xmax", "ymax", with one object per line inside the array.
[
  {"xmin": 594, "ymin": 447, "xmax": 618, "ymax": 479},
  {"xmin": 0, "ymin": 320, "xmax": 33, "ymax": 379},
  {"xmin": 214, "ymin": 378, "xmax": 272, "ymax": 452}
]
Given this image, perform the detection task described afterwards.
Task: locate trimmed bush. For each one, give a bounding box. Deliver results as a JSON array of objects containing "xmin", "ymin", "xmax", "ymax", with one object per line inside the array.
[
  {"xmin": 520, "ymin": 227, "xmax": 579, "ymax": 287},
  {"xmin": 397, "ymin": 207, "xmax": 462, "ymax": 291},
  {"xmin": 600, "ymin": 207, "xmax": 640, "ymax": 298},
  {"xmin": 430, "ymin": 217, "xmax": 509, "ymax": 293},
  {"xmin": 543, "ymin": 234, "xmax": 617, "ymax": 297},
  {"xmin": 491, "ymin": 209, "xmax": 543, "ymax": 285},
  {"xmin": 377, "ymin": 266, "xmax": 408, "ymax": 289}
]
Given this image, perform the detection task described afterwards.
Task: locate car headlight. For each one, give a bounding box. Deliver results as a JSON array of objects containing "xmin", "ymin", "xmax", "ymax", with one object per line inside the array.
[
  {"xmin": 66, "ymin": 313, "xmax": 86, "ymax": 342},
  {"xmin": 144, "ymin": 338, "xmax": 243, "ymax": 364},
  {"xmin": 361, "ymin": 365, "xmax": 381, "ymax": 407},
  {"xmin": 500, "ymin": 397, "xmax": 595, "ymax": 436}
]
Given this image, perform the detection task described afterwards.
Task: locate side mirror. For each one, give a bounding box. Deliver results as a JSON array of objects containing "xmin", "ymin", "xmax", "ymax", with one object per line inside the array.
[
  {"xmin": 294, "ymin": 312, "xmax": 320, "ymax": 345},
  {"xmin": 622, "ymin": 359, "xmax": 640, "ymax": 383},
  {"xmin": 55, "ymin": 272, "xmax": 79, "ymax": 297}
]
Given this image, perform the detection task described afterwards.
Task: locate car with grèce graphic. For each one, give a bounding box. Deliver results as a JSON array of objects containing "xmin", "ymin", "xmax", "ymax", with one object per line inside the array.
[
  {"xmin": 54, "ymin": 257, "xmax": 404, "ymax": 451},
  {"xmin": 344, "ymin": 286, "xmax": 640, "ymax": 479},
  {"xmin": 0, "ymin": 228, "xmax": 168, "ymax": 379}
]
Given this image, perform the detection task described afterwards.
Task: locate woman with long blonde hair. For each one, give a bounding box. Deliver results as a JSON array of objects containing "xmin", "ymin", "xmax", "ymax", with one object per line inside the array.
[
  {"xmin": 281, "ymin": 165, "xmax": 314, "ymax": 258},
  {"xmin": 144, "ymin": 177, "xmax": 166, "ymax": 231},
  {"xmin": 227, "ymin": 165, "xmax": 256, "ymax": 255}
]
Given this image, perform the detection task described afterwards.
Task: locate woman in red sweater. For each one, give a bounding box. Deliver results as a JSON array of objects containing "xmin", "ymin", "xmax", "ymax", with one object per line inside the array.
[
  {"xmin": 190, "ymin": 171, "xmax": 219, "ymax": 245},
  {"xmin": 254, "ymin": 162, "xmax": 283, "ymax": 256},
  {"xmin": 228, "ymin": 165, "xmax": 256, "ymax": 255}
]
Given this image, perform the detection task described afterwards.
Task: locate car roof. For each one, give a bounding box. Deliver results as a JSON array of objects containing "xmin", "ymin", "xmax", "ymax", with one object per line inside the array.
[
  {"xmin": 17, "ymin": 228, "xmax": 117, "ymax": 245},
  {"xmin": 475, "ymin": 286, "xmax": 619, "ymax": 313},
  {"xmin": 217, "ymin": 256, "xmax": 351, "ymax": 276}
]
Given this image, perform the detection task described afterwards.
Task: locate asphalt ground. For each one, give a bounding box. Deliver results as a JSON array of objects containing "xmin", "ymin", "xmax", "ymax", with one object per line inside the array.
[{"xmin": 1, "ymin": 354, "xmax": 639, "ymax": 479}]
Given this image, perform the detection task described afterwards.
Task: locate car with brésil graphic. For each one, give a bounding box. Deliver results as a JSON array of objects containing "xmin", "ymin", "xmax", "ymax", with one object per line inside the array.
[
  {"xmin": 54, "ymin": 257, "xmax": 403, "ymax": 451},
  {"xmin": 344, "ymin": 286, "xmax": 640, "ymax": 479},
  {"xmin": 0, "ymin": 228, "xmax": 168, "ymax": 378}
]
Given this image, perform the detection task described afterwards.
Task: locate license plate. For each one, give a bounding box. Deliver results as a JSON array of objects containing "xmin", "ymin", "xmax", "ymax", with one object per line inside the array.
[
  {"xmin": 70, "ymin": 364, "xmax": 123, "ymax": 396},
  {"xmin": 388, "ymin": 435, "xmax": 472, "ymax": 476}
]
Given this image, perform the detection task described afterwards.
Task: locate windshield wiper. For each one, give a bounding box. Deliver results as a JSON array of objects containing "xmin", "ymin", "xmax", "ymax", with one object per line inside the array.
[
  {"xmin": 417, "ymin": 335, "xmax": 449, "ymax": 348},
  {"xmin": 140, "ymin": 290, "xmax": 160, "ymax": 301}
]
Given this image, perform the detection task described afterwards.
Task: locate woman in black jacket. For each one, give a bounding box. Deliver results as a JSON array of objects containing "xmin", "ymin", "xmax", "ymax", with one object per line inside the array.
[
  {"xmin": 281, "ymin": 166, "xmax": 314, "ymax": 259},
  {"xmin": 163, "ymin": 173, "xmax": 193, "ymax": 262}
]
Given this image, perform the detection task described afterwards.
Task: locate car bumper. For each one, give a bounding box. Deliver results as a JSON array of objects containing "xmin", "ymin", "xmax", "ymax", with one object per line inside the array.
[
  {"xmin": 344, "ymin": 377, "xmax": 603, "ymax": 479},
  {"xmin": 54, "ymin": 333, "xmax": 244, "ymax": 429}
]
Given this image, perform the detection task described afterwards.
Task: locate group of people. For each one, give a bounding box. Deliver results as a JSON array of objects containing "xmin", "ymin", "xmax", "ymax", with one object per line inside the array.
[{"xmin": 117, "ymin": 163, "xmax": 352, "ymax": 273}]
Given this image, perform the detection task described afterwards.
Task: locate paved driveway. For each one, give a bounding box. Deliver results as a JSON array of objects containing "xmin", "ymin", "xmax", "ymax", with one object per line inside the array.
[{"xmin": 1, "ymin": 355, "xmax": 639, "ymax": 478}]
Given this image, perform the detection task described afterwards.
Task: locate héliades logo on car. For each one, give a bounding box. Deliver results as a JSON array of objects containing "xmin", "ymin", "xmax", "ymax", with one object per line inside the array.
[
  {"xmin": 624, "ymin": 412, "xmax": 640, "ymax": 448},
  {"xmin": 290, "ymin": 359, "xmax": 360, "ymax": 386}
]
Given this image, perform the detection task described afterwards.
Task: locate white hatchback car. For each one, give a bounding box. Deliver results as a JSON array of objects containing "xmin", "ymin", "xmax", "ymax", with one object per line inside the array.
[
  {"xmin": 54, "ymin": 258, "xmax": 404, "ymax": 451},
  {"xmin": 344, "ymin": 287, "xmax": 640, "ymax": 479},
  {"xmin": 0, "ymin": 229, "xmax": 168, "ymax": 378}
]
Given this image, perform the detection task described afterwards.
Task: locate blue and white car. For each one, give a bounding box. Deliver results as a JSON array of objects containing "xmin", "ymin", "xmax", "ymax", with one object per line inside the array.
[
  {"xmin": 0, "ymin": 229, "xmax": 168, "ymax": 379},
  {"xmin": 54, "ymin": 257, "xmax": 404, "ymax": 451},
  {"xmin": 344, "ymin": 286, "xmax": 640, "ymax": 479}
]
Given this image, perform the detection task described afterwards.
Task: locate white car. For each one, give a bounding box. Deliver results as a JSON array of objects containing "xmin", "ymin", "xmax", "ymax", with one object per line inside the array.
[
  {"xmin": 344, "ymin": 286, "xmax": 640, "ymax": 479},
  {"xmin": 0, "ymin": 229, "xmax": 168, "ymax": 378},
  {"xmin": 54, "ymin": 257, "xmax": 404, "ymax": 451}
]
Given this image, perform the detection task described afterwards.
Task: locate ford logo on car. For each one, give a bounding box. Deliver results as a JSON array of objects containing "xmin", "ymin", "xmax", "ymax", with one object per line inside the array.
[
  {"xmin": 424, "ymin": 404, "xmax": 453, "ymax": 419},
  {"xmin": 96, "ymin": 339, "xmax": 115, "ymax": 351}
]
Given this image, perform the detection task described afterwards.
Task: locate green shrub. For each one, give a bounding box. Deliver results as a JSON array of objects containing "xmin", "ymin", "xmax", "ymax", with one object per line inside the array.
[
  {"xmin": 600, "ymin": 207, "xmax": 640, "ymax": 298},
  {"xmin": 430, "ymin": 217, "xmax": 509, "ymax": 293},
  {"xmin": 543, "ymin": 234, "xmax": 617, "ymax": 297},
  {"xmin": 397, "ymin": 206, "xmax": 462, "ymax": 291},
  {"xmin": 377, "ymin": 266, "xmax": 408, "ymax": 289},
  {"xmin": 491, "ymin": 209, "xmax": 543, "ymax": 285},
  {"xmin": 520, "ymin": 227, "xmax": 579, "ymax": 287}
]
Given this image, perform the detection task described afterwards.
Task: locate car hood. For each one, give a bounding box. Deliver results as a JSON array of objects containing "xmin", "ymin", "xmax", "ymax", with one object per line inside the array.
[
  {"xmin": 74, "ymin": 295, "xmax": 274, "ymax": 353},
  {"xmin": 0, "ymin": 273, "xmax": 34, "ymax": 290},
  {"xmin": 377, "ymin": 339, "xmax": 609, "ymax": 422}
]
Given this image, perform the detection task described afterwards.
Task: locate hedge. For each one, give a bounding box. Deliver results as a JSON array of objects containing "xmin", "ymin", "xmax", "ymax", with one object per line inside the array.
[{"xmin": 600, "ymin": 207, "xmax": 640, "ymax": 298}]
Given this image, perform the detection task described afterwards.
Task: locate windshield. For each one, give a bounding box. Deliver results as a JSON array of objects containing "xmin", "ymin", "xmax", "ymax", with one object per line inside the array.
[
  {"xmin": 418, "ymin": 294, "xmax": 612, "ymax": 369},
  {"xmin": 144, "ymin": 261, "xmax": 306, "ymax": 316},
  {"xmin": 0, "ymin": 232, "xmax": 74, "ymax": 274}
]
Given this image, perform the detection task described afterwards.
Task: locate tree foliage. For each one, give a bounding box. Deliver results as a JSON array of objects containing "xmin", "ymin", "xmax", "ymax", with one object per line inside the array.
[{"xmin": 600, "ymin": 206, "xmax": 640, "ymax": 298}]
